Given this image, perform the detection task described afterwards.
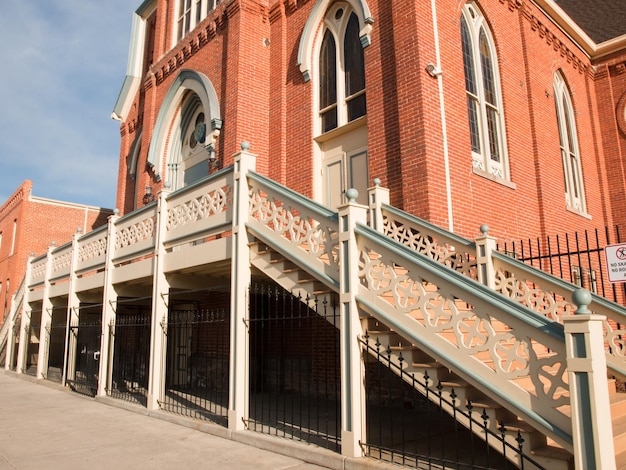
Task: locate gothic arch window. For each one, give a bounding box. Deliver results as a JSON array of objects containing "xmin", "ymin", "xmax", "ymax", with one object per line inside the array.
[
  {"xmin": 318, "ymin": 4, "xmax": 366, "ymax": 134},
  {"xmin": 147, "ymin": 70, "xmax": 222, "ymax": 187},
  {"xmin": 461, "ymin": 3, "xmax": 508, "ymax": 180},
  {"xmin": 554, "ymin": 71, "xmax": 586, "ymax": 212}
]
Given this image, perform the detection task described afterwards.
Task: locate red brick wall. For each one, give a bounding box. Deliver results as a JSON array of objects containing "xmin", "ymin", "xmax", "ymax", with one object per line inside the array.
[
  {"xmin": 0, "ymin": 181, "xmax": 112, "ymax": 321},
  {"xmin": 115, "ymin": 0, "xmax": 626, "ymax": 248}
]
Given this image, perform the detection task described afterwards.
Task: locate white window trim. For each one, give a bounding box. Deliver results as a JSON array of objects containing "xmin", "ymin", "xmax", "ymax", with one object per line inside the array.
[
  {"xmin": 174, "ymin": 0, "xmax": 221, "ymax": 44},
  {"xmin": 461, "ymin": 3, "xmax": 509, "ymax": 181},
  {"xmin": 554, "ymin": 72, "xmax": 586, "ymax": 214}
]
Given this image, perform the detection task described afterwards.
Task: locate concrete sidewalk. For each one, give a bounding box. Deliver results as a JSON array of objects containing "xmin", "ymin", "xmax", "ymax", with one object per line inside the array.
[{"xmin": 0, "ymin": 372, "xmax": 390, "ymax": 470}]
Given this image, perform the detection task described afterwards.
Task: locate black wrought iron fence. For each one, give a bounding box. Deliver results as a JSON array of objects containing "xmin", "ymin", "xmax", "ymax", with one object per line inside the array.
[
  {"xmin": 9, "ymin": 315, "xmax": 20, "ymax": 371},
  {"xmin": 161, "ymin": 308, "xmax": 229, "ymax": 425},
  {"xmin": 360, "ymin": 333, "xmax": 546, "ymax": 470},
  {"xmin": 247, "ymin": 283, "xmax": 341, "ymax": 452},
  {"xmin": 25, "ymin": 317, "xmax": 41, "ymax": 376},
  {"xmin": 67, "ymin": 311, "xmax": 102, "ymax": 397},
  {"xmin": 497, "ymin": 225, "xmax": 626, "ymax": 306},
  {"xmin": 46, "ymin": 309, "xmax": 68, "ymax": 383},
  {"xmin": 109, "ymin": 310, "xmax": 151, "ymax": 406}
]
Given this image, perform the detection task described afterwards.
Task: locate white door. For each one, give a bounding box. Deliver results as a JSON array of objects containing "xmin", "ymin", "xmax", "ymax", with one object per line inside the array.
[{"xmin": 322, "ymin": 148, "xmax": 368, "ymax": 209}]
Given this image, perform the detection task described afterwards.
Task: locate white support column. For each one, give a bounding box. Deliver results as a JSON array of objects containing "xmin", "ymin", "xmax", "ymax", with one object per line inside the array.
[
  {"xmin": 564, "ymin": 289, "xmax": 616, "ymax": 470},
  {"xmin": 3, "ymin": 293, "xmax": 17, "ymax": 371},
  {"xmin": 475, "ymin": 224, "xmax": 496, "ymax": 289},
  {"xmin": 63, "ymin": 229, "xmax": 83, "ymax": 385},
  {"xmin": 97, "ymin": 210, "xmax": 120, "ymax": 397},
  {"xmin": 367, "ymin": 178, "xmax": 389, "ymax": 232},
  {"xmin": 36, "ymin": 243, "xmax": 56, "ymax": 379},
  {"xmin": 6, "ymin": 254, "xmax": 33, "ymax": 371},
  {"xmin": 147, "ymin": 187, "xmax": 171, "ymax": 410},
  {"xmin": 228, "ymin": 143, "xmax": 256, "ymax": 431},
  {"xmin": 338, "ymin": 188, "xmax": 367, "ymax": 458}
]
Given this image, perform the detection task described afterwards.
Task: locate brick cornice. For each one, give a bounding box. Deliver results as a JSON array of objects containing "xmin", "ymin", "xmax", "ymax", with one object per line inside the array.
[
  {"xmin": 0, "ymin": 182, "xmax": 31, "ymax": 220},
  {"xmin": 519, "ymin": 1, "xmax": 588, "ymax": 75}
]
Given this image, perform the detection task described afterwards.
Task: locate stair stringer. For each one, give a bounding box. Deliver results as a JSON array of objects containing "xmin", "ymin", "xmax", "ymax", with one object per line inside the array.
[
  {"xmin": 355, "ymin": 223, "xmax": 574, "ymax": 453},
  {"xmin": 358, "ymin": 307, "xmax": 573, "ymax": 470}
]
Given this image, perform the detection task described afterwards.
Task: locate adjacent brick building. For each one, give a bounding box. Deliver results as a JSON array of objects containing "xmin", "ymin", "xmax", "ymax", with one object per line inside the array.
[{"xmin": 0, "ymin": 181, "xmax": 112, "ymax": 320}]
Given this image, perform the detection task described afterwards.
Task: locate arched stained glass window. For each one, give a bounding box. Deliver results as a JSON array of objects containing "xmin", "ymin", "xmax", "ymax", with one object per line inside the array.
[
  {"xmin": 318, "ymin": 6, "xmax": 366, "ymax": 134},
  {"xmin": 461, "ymin": 3, "xmax": 508, "ymax": 179},
  {"xmin": 554, "ymin": 72, "xmax": 586, "ymax": 212}
]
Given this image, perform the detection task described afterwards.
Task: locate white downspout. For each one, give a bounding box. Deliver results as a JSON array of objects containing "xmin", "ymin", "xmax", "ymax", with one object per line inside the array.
[{"xmin": 430, "ymin": 0, "xmax": 454, "ymax": 232}]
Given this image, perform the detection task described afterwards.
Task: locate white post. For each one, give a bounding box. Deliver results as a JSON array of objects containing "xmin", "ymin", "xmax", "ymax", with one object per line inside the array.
[
  {"xmin": 147, "ymin": 187, "xmax": 171, "ymax": 410},
  {"xmin": 228, "ymin": 142, "xmax": 256, "ymax": 431},
  {"xmin": 338, "ymin": 188, "xmax": 367, "ymax": 458},
  {"xmin": 63, "ymin": 229, "xmax": 83, "ymax": 385},
  {"xmin": 6, "ymin": 254, "xmax": 32, "ymax": 371},
  {"xmin": 367, "ymin": 178, "xmax": 389, "ymax": 233},
  {"xmin": 3, "ymin": 292, "xmax": 17, "ymax": 371},
  {"xmin": 97, "ymin": 210, "xmax": 120, "ymax": 397},
  {"xmin": 36, "ymin": 243, "xmax": 56, "ymax": 379},
  {"xmin": 563, "ymin": 289, "xmax": 616, "ymax": 470},
  {"xmin": 475, "ymin": 224, "xmax": 496, "ymax": 289}
]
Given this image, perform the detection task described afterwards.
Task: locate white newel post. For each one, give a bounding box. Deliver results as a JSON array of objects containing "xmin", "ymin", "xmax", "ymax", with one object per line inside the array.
[
  {"xmin": 367, "ymin": 178, "xmax": 389, "ymax": 233},
  {"xmin": 98, "ymin": 210, "xmax": 120, "ymax": 397},
  {"xmin": 63, "ymin": 229, "xmax": 82, "ymax": 385},
  {"xmin": 564, "ymin": 289, "xmax": 616, "ymax": 470},
  {"xmin": 228, "ymin": 143, "xmax": 256, "ymax": 431},
  {"xmin": 475, "ymin": 224, "xmax": 496, "ymax": 289},
  {"xmin": 338, "ymin": 188, "xmax": 367, "ymax": 458},
  {"xmin": 36, "ymin": 243, "xmax": 55, "ymax": 379},
  {"xmin": 148, "ymin": 188, "xmax": 171, "ymax": 410}
]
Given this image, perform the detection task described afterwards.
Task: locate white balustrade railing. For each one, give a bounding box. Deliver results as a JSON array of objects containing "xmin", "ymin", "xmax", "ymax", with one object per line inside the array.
[
  {"xmin": 29, "ymin": 254, "xmax": 48, "ymax": 288},
  {"xmin": 50, "ymin": 242, "xmax": 73, "ymax": 282},
  {"xmin": 113, "ymin": 206, "xmax": 157, "ymax": 263},
  {"xmin": 381, "ymin": 204, "xmax": 478, "ymax": 279},
  {"xmin": 164, "ymin": 171, "xmax": 233, "ymax": 248},
  {"xmin": 491, "ymin": 250, "xmax": 626, "ymax": 378},
  {"xmin": 371, "ymin": 194, "xmax": 626, "ymax": 379},
  {"xmin": 76, "ymin": 226, "xmax": 108, "ymax": 276},
  {"xmin": 247, "ymin": 171, "xmax": 340, "ymax": 288},
  {"xmin": 355, "ymin": 223, "xmax": 573, "ymax": 451}
]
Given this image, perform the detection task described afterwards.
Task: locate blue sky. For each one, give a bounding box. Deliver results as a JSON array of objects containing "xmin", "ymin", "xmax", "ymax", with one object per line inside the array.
[{"xmin": 0, "ymin": 1, "xmax": 138, "ymax": 209}]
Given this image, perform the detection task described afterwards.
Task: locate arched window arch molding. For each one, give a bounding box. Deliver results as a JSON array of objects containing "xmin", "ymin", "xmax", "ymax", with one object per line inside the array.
[
  {"xmin": 128, "ymin": 130, "xmax": 142, "ymax": 181},
  {"xmin": 147, "ymin": 69, "xmax": 222, "ymax": 182},
  {"xmin": 297, "ymin": 0, "xmax": 374, "ymax": 82}
]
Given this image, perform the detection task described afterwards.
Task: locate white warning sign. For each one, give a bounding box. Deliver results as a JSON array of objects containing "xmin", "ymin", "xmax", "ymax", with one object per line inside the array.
[{"xmin": 604, "ymin": 243, "xmax": 626, "ymax": 283}]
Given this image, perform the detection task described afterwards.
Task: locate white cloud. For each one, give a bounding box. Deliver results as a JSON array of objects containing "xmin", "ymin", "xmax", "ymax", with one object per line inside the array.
[{"xmin": 0, "ymin": 0, "xmax": 137, "ymax": 208}]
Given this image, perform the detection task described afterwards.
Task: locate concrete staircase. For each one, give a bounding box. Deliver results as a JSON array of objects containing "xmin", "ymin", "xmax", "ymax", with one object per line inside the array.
[{"xmin": 249, "ymin": 233, "xmax": 626, "ymax": 469}]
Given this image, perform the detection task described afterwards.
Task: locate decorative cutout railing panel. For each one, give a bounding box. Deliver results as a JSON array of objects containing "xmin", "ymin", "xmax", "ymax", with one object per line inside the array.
[
  {"xmin": 76, "ymin": 228, "xmax": 108, "ymax": 274},
  {"xmin": 381, "ymin": 205, "xmax": 477, "ymax": 279},
  {"xmin": 355, "ymin": 224, "xmax": 572, "ymax": 451},
  {"xmin": 248, "ymin": 172, "xmax": 340, "ymax": 287},
  {"xmin": 491, "ymin": 252, "xmax": 626, "ymax": 378},
  {"xmin": 165, "ymin": 174, "xmax": 233, "ymax": 248},
  {"xmin": 50, "ymin": 243, "xmax": 73, "ymax": 281}
]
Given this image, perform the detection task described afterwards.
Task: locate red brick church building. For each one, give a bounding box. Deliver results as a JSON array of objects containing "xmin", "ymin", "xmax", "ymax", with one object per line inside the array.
[
  {"xmin": 112, "ymin": 0, "xmax": 626, "ymax": 245},
  {"xmin": 3, "ymin": 1, "xmax": 626, "ymax": 469}
]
